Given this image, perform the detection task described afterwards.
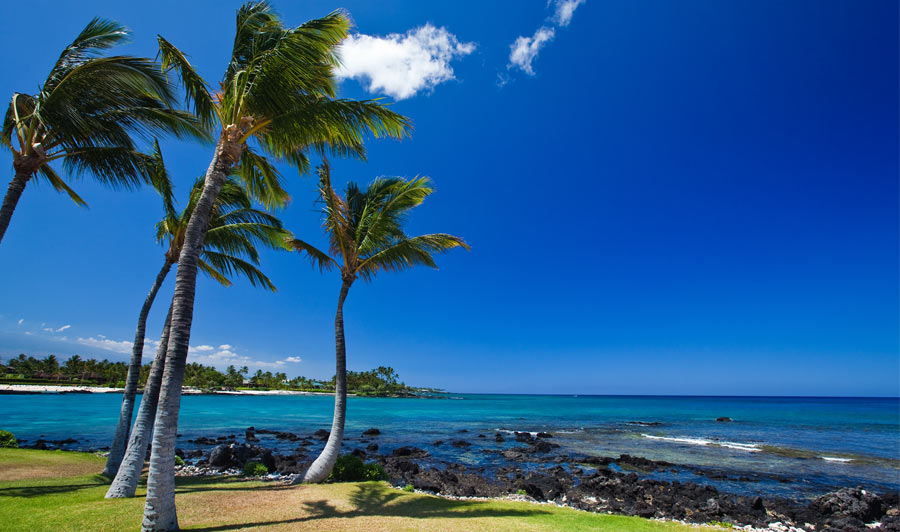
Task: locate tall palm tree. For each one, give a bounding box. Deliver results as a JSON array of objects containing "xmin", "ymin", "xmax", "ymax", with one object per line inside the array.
[
  {"xmin": 289, "ymin": 162, "xmax": 468, "ymax": 483},
  {"xmin": 0, "ymin": 17, "xmax": 204, "ymax": 245},
  {"xmin": 104, "ymin": 141, "xmax": 287, "ymax": 481},
  {"xmin": 142, "ymin": 5, "xmax": 409, "ymax": 529}
]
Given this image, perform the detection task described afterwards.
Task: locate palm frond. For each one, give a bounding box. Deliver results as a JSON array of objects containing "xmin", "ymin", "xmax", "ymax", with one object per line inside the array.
[
  {"xmin": 201, "ymin": 250, "xmax": 277, "ymax": 291},
  {"xmin": 259, "ymin": 97, "xmax": 411, "ymax": 163},
  {"xmin": 197, "ymin": 258, "xmax": 233, "ymax": 287},
  {"xmin": 62, "ymin": 147, "xmax": 151, "ymax": 188},
  {"xmin": 358, "ymin": 234, "xmax": 469, "ymax": 282},
  {"xmin": 287, "ymin": 238, "xmax": 336, "ymax": 272},
  {"xmin": 44, "ymin": 18, "xmax": 131, "ymax": 92},
  {"xmin": 146, "ymin": 139, "xmax": 176, "ymax": 217},
  {"xmin": 234, "ymin": 147, "xmax": 289, "ymax": 208},
  {"xmin": 157, "ymin": 36, "xmax": 218, "ymax": 129},
  {"xmin": 35, "ymin": 164, "xmax": 88, "ymax": 207}
]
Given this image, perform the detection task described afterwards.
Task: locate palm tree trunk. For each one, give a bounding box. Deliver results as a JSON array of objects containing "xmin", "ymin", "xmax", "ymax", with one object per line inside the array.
[
  {"xmin": 104, "ymin": 259, "xmax": 174, "ymax": 478},
  {"xmin": 142, "ymin": 142, "xmax": 237, "ymax": 532},
  {"xmin": 297, "ymin": 279, "xmax": 352, "ymax": 483},
  {"xmin": 0, "ymin": 170, "xmax": 30, "ymax": 245},
  {"xmin": 106, "ymin": 303, "xmax": 173, "ymax": 499}
]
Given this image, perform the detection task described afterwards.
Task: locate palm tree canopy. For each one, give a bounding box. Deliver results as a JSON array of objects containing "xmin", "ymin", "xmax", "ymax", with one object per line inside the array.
[
  {"xmin": 157, "ymin": 2, "xmax": 412, "ymax": 209},
  {"xmin": 149, "ymin": 149, "xmax": 289, "ymax": 291},
  {"xmin": 289, "ymin": 162, "xmax": 469, "ymax": 283},
  {"xmin": 1, "ymin": 17, "xmax": 208, "ymax": 206}
]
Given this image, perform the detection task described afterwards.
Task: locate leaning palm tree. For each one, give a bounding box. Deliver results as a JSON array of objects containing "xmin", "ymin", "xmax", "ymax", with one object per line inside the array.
[
  {"xmin": 106, "ymin": 169, "xmax": 286, "ymax": 497},
  {"xmin": 0, "ymin": 17, "xmax": 204, "ymax": 245},
  {"xmin": 142, "ymin": 4, "xmax": 410, "ymax": 529},
  {"xmin": 103, "ymin": 141, "xmax": 287, "ymax": 479},
  {"xmin": 289, "ymin": 162, "xmax": 468, "ymax": 483}
]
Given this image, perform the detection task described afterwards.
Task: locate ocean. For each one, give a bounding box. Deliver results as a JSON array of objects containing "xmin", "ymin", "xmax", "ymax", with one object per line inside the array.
[{"xmin": 1, "ymin": 393, "xmax": 897, "ymax": 499}]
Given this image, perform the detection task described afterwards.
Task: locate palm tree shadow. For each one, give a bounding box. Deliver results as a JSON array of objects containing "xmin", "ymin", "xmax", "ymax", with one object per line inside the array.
[
  {"xmin": 188, "ymin": 482, "xmax": 550, "ymax": 531},
  {"xmin": 0, "ymin": 475, "xmax": 108, "ymax": 498}
]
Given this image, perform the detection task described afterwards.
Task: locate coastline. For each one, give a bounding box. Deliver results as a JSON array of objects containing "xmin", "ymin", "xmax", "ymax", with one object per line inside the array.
[{"xmin": 0, "ymin": 384, "xmax": 335, "ymax": 396}]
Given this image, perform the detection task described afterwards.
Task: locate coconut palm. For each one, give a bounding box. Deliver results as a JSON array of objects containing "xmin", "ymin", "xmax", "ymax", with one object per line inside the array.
[
  {"xmin": 142, "ymin": 4, "xmax": 410, "ymax": 529},
  {"xmin": 103, "ymin": 141, "xmax": 287, "ymax": 481},
  {"xmin": 289, "ymin": 162, "xmax": 468, "ymax": 483},
  {"xmin": 0, "ymin": 17, "xmax": 204, "ymax": 245}
]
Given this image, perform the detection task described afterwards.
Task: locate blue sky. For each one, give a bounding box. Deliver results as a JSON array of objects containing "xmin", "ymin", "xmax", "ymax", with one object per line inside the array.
[{"xmin": 0, "ymin": 0, "xmax": 896, "ymax": 396}]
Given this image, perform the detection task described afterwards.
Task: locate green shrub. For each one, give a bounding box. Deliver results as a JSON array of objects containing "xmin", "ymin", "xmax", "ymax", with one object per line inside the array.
[
  {"xmin": 174, "ymin": 455, "xmax": 184, "ymax": 466},
  {"xmin": 0, "ymin": 430, "xmax": 17, "ymax": 448},
  {"xmin": 328, "ymin": 454, "xmax": 366, "ymax": 482},
  {"xmin": 403, "ymin": 484, "xmax": 415, "ymax": 492},
  {"xmin": 243, "ymin": 461, "xmax": 268, "ymax": 476},
  {"xmin": 364, "ymin": 462, "xmax": 387, "ymax": 481},
  {"xmin": 516, "ymin": 489, "xmax": 527, "ymax": 496}
]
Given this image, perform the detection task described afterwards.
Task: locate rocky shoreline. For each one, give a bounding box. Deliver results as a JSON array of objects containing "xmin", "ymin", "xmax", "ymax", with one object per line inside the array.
[{"xmin": 75, "ymin": 426, "xmax": 895, "ymax": 532}]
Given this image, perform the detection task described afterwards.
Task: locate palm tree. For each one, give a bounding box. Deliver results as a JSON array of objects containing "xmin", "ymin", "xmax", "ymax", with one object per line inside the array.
[
  {"xmin": 0, "ymin": 17, "xmax": 204, "ymax": 245},
  {"xmin": 104, "ymin": 142, "xmax": 288, "ymax": 484},
  {"xmin": 289, "ymin": 162, "xmax": 468, "ymax": 483},
  {"xmin": 141, "ymin": 4, "xmax": 410, "ymax": 529}
]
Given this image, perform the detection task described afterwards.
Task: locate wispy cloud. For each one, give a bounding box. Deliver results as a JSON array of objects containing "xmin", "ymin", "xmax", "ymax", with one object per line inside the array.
[
  {"xmin": 553, "ymin": 0, "xmax": 585, "ymax": 26},
  {"xmin": 336, "ymin": 24, "xmax": 476, "ymax": 100},
  {"xmin": 189, "ymin": 346, "xmax": 291, "ymax": 371},
  {"xmin": 507, "ymin": 0, "xmax": 586, "ymax": 75},
  {"xmin": 75, "ymin": 336, "xmax": 157, "ymax": 355},
  {"xmin": 18, "ymin": 322, "xmax": 296, "ymax": 373},
  {"xmin": 509, "ymin": 27, "xmax": 555, "ymax": 76},
  {"xmin": 17, "ymin": 319, "xmax": 23, "ymax": 326}
]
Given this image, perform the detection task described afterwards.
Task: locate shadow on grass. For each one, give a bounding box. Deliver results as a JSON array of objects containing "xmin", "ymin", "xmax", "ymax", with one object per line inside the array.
[
  {"xmin": 188, "ymin": 482, "xmax": 550, "ymax": 532},
  {"xmin": 0, "ymin": 475, "xmax": 108, "ymax": 498},
  {"xmin": 170, "ymin": 475, "xmax": 291, "ymax": 495}
]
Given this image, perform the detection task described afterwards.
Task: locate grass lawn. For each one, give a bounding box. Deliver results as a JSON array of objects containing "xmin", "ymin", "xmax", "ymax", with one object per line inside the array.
[{"xmin": 0, "ymin": 448, "xmax": 709, "ymax": 531}]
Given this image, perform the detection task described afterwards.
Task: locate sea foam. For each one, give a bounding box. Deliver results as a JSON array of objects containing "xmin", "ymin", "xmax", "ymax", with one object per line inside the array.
[{"xmin": 642, "ymin": 434, "xmax": 761, "ymax": 452}]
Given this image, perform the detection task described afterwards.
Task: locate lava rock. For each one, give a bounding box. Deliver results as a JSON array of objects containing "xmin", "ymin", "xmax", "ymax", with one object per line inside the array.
[{"xmin": 392, "ymin": 446, "xmax": 429, "ymax": 458}]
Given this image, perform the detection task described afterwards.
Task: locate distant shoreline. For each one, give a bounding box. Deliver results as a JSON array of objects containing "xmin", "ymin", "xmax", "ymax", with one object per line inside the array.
[{"xmin": 0, "ymin": 384, "xmax": 336, "ymax": 396}]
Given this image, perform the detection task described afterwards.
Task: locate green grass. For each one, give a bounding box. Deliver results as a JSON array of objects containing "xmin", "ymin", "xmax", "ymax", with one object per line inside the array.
[{"xmin": 0, "ymin": 448, "xmax": 708, "ymax": 531}]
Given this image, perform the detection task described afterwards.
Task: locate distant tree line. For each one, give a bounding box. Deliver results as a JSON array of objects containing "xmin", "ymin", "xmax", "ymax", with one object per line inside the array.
[{"xmin": 0, "ymin": 354, "xmax": 437, "ymax": 396}]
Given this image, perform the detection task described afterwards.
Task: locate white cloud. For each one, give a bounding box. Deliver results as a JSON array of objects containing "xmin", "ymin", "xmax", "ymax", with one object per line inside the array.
[
  {"xmin": 192, "ymin": 345, "xmax": 215, "ymax": 352},
  {"xmin": 24, "ymin": 331, "xmax": 33, "ymax": 336},
  {"xmin": 218, "ymin": 344, "xmax": 232, "ymax": 350},
  {"xmin": 507, "ymin": 0, "xmax": 585, "ymax": 76},
  {"xmin": 284, "ymin": 356, "xmax": 303, "ymax": 363},
  {"xmin": 336, "ymin": 24, "xmax": 476, "ymax": 100},
  {"xmin": 56, "ymin": 325, "xmax": 71, "ymax": 332},
  {"xmin": 75, "ymin": 336, "xmax": 132, "ymax": 354},
  {"xmin": 17, "ymin": 319, "xmax": 23, "ymax": 326},
  {"xmin": 75, "ymin": 336, "xmax": 157, "ymax": 355},
  {"xmin": 508, "ymin": 27, "xmax": 555, "ymax": 75},
  {"xmin": 42, "ymin": 327, "xmax": 55, "ymax": 333},
  {"xmin": 553, "ymin": 0, "xmax": 585, "ymax": 26},
  {"xmin": 189, "ymin": 346, "xmax": 286, "ymax": 371}
]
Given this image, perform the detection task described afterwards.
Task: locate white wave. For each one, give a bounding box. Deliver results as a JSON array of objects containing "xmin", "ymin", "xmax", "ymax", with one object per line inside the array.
[
  {"xmin": 642, "ymin": 434, "xmax": 761, "ymax": 452},
  {"xmin": 821, "ymin": 456, "xmax": 853, "ymax": 463}
]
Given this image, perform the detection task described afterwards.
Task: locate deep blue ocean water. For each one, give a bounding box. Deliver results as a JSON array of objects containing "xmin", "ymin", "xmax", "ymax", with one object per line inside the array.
[{"xmin": 1, "ymin": 393, "xmax": 897, "ymax": 499}]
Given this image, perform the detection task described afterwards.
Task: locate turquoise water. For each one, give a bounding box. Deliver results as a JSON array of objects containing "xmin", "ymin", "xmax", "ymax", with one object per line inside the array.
[{"xmin": 1, "ymin": 393, "xmax": 897, "ymax": 498}]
